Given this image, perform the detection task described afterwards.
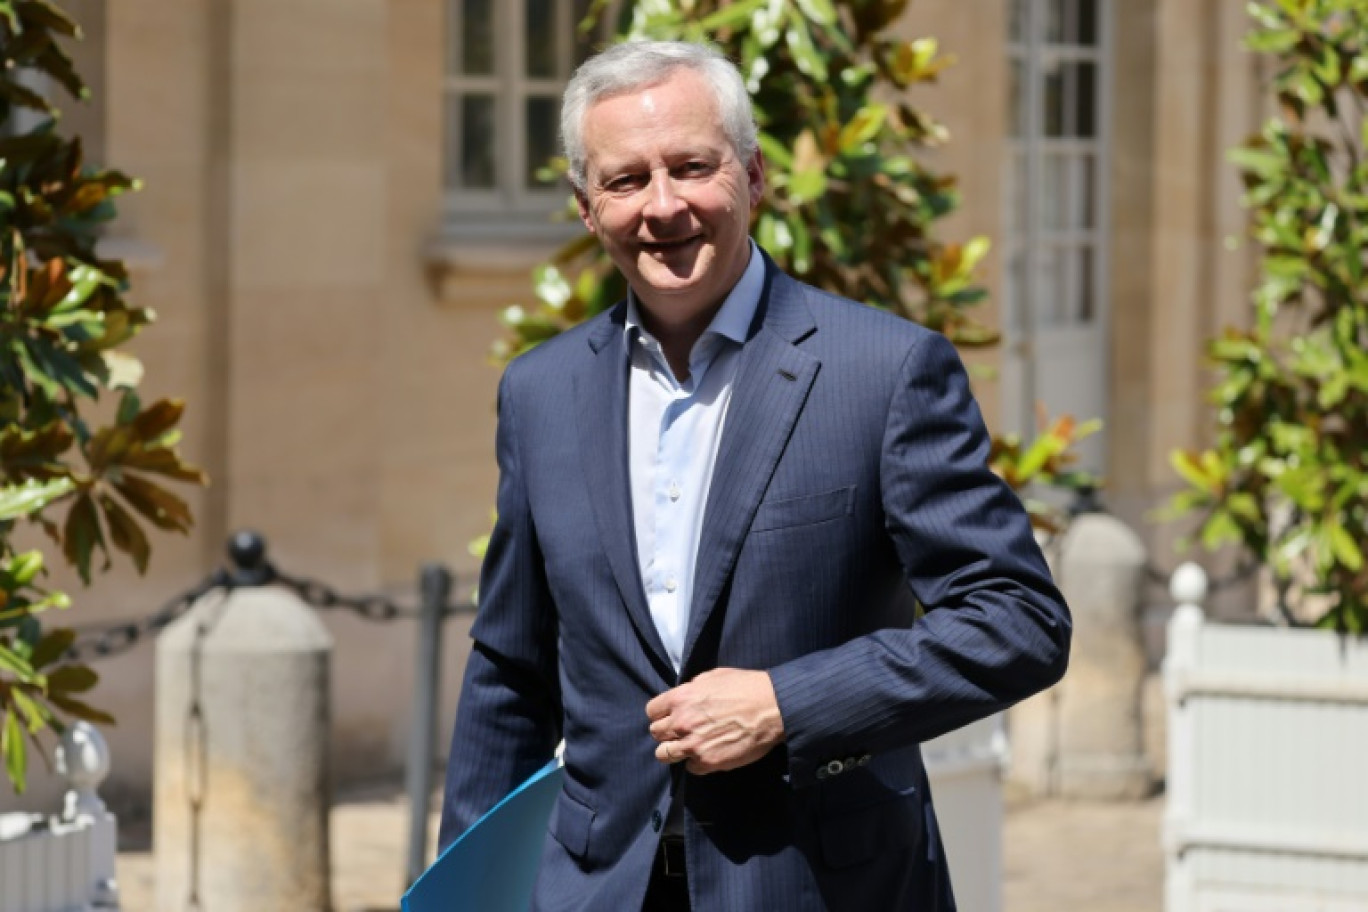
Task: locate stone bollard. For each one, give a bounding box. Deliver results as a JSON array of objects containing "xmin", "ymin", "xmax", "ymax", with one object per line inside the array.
[
  {"xmin": 154, "ymin": 533, "xmax": 333, "ymax": 912},
  {"xmin": 1053, "ymin": 511, "xmax": 1153, "ymax": 799},
  {"xmin": 1008, "ymin": 509, "xmax": 1152, "ymax": 799}
]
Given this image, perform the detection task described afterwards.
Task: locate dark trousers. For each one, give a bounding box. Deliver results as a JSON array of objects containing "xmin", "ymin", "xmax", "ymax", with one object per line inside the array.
[{"xmin": 642, "ymin": 836, "xmax": 690, "ymax": 911}]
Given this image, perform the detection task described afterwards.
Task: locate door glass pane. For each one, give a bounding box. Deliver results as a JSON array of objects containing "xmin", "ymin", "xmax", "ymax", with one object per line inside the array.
[
  {"xmin": 574, "ymin": 0, "xmax": 596, "ymax": 64},
  {"xmin": 1044, "ymin": 61, "xmax": 1065, "ymax": 137},
  {"xmin": 525, "ymin": 0, "xmax": 556, "ymax": 78},
  {"xmin": 1008, "ymin": 0, "xmax": 1028, "ymax": 42},
  {"xmin": 461, "ymin": 94, "xmax": 497, "ymax": 189},
  {"xmin": 1077, "ymin": 0, "xmax": 1098, "ymax": 46},
  {"xmin": 525, "ymin": 96, "xmax": 559, "ymax": 188},
  {"xmin": 1072, "ymin": 154, "xmax": 1095, "ymax": 230},
  {"xmin": 461, "ymin": 0, "xmax": 495, "ymax": 76},
  {"xmin": 1043, "ymin": 152, "xmax": 1066, "ymax": 231},
  {"xmin": 1077, "ymin": 246, "xmax": 1095, "ymax": 323},
  {"xmin": 1046, "ymin": 0, "xmax": 1069, "ymax": 43},
  {"xmin": 1037, "ymin": 246, "xmax": 1065, "ymax": 326},
  {"xmin": 1010, "ymin": 151, "xmax": 1028, "ymax": 233},
  {"xmin": 1074, "ymin": 61, "xmax": 1096, "ymax": 137},
  {"xmin": 1009, "ymin": 59, "xmax": 1026, "ymax": 137}
]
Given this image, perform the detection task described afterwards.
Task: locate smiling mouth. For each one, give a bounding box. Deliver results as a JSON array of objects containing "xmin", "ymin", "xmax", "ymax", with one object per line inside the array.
[{"xmin": 640, "ymin": 236, "xmax": 702, "ymax": 254}]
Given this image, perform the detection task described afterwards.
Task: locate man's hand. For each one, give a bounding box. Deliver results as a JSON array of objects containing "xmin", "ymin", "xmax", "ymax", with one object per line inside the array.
[{"xmin": 646, "ymin": 668, "xmax": 785, "ymax": 775}]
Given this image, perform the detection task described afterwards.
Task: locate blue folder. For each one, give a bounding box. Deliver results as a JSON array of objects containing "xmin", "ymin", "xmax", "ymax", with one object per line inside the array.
[{"xmin": 403, "ymin": 759, "xmax": 565, "ymax": 912}]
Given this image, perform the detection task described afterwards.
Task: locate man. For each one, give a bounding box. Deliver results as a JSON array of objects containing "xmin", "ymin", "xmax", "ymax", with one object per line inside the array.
[{"xmin": 440, "ymin": 40, "xmax": 1070, "ymax": 911}]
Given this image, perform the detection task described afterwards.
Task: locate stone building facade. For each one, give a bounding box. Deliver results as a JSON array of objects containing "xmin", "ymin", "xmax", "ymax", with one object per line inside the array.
[{"xmin": 13, "ymin": 0, "xmax": 1265, "ymax": 804}]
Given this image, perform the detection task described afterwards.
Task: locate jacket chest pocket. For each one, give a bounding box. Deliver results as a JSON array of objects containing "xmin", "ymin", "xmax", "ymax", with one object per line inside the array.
[{"xmin": 751, "ymin": 485, "xmax": 856, "ymax": 533}]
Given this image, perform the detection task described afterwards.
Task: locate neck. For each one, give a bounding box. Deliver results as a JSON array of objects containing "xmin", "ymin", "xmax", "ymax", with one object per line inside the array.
[{"xmin": 636, "ymin": 299, "xmax": 720, "ymax": 381}]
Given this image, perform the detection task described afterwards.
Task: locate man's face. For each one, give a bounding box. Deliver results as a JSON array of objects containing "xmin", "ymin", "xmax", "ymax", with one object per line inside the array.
[{"xmin": 575, "ymin": 68, "xmax": 764, "ymax": 319}]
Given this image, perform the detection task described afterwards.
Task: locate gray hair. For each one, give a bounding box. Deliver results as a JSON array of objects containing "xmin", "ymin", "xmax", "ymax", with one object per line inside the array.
[{"xmin": 560, "ymin": 40, "xmax": 758, "ymax": 192}]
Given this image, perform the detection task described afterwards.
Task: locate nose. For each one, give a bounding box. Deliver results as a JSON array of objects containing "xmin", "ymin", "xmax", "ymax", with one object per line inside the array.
[{"xmin": 642, "ymin": 169, "xmax": 687, "ymax": 222}]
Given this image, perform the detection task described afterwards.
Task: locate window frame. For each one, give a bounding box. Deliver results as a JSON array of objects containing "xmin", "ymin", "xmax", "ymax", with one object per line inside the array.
[{"xmin": 443, "ymin": 0, "xmax": 588, "ymax": 221}]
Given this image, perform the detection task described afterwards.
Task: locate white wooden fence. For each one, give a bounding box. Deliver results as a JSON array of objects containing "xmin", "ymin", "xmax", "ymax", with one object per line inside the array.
[
  {"xmin": 0, "ymin": 723, "xmax": 119, "ymax": 912},
  {"xmin": 1165, "ymin": 563, "xmax": 1368, "ymax": 911},
  {"xmin": 925, "ymin": 713, "xmax": 1007, "ymax": 912}
]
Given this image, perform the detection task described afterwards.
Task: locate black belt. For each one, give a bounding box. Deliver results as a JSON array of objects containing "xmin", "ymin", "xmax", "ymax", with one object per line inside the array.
[{"xmin": 655, "ymin": 835, "xmax": 687, "ymax": 878}]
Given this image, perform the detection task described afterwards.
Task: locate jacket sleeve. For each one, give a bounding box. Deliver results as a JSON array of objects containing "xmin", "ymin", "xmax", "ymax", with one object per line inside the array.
[
  {"xmin": 767, "ymin": 330, "xmax": 1071, "ymax": 788},
  {"xmin": 438, "ymin": 367, "xmax": 562, "ymax": 850}
]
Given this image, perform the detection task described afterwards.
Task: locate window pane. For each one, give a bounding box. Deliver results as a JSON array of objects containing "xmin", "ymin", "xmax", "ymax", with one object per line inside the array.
[
  {"xmin": 1044, "ymin": 62, "xmax": 1064, "ymax": 137},
  {"xmin": 1077, "ymin": 246, "xmax": 1095, "ymax": 323},
  {"xmin": 574, "ymin": 0, "xmax": 596, "ymax": 65},
  {"xmin": 1043, "ymin": 153, "xmax": 1066, "ymax": 231},
  {"xmin": 1072, "ymin": 154, "xmax": 1095, "ymax": 230},
  {"xmin": 1038, "ymin": 246, "xmax": 1066, "ymax": 326},
  {"xmin": 525, "ymin": 96, "xmax": 559, "ymax": 188},
  {"xmin": 1074, "ymin": 61, "xmax": 1096, "ymax": 137},
  {"xmin": 461, "ymin": 0, "xmax": 495, "ymax": 76},
  {"xmin": 1046, "ymin": 0, "xmax": 1069, "ymax": 43},
  {"xmin": 461, "ymin": 94, "xmax": 497, "ymax": 189},
  {"xmin": 1077, "ymin": 0, "xmax": 1098, "ymax": 46},
  {"xmin": 525, "ymin": 0, "xmax": 556, "ymax": 79},
  {"xmin": 1009, "ymin": 59, "xmax": 1026, "ymax": 137},
  {"xmin": 1008, "ymin": 0, "xmax": 1028, "ymax": 42},
  {"xmin": 1010, "ymin": 151, "xmax": 1028, "ymax": 233}
]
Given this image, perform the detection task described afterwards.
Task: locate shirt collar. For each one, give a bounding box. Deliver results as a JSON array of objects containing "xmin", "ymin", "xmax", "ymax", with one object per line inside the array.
[{"xmin": 624, "ymin": 238, "xmax": 764, "ymax": 352}]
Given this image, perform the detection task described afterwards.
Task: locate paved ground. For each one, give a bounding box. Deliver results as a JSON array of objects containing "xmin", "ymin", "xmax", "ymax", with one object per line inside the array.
[{"xmin": 115, "ymin": 787, "xmax": 1164, "ymax": 911}]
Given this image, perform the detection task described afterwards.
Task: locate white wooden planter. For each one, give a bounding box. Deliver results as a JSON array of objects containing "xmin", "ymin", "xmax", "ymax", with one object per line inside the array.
[
  {"xmin": 924, "ymin": 713, "xmax": 1006, "ymax": 912},
  {"xmin": 1164, "ymin": 564, "xmax": 1368, "ymax": 912},
  {"xmin": 0, "ymin": 723, "xmax": 119, "ymax": 912}
]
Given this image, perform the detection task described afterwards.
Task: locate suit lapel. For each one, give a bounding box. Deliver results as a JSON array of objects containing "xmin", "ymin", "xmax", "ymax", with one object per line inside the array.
[
  {"xmin": 681, "ymin": 267, "xmax": 819, "ymax": 669},
  {"xmin": 575, "ymin": 310, "xmax": 673, "ymax": 673}
]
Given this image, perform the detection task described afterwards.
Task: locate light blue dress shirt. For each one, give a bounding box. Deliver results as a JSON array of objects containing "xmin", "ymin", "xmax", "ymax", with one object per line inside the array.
[{"xmin": 625, "ymin": 241, "xmax": 765, "ymax": 675}]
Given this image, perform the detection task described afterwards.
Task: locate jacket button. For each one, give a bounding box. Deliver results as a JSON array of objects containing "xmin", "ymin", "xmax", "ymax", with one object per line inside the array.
[
  {"xmin": 825, "ymin": 759, "xmax": 845, "ymax": 778},
  {"xmin": 651, "ymin": 810, "xmax": 663, "ymax": 833}
]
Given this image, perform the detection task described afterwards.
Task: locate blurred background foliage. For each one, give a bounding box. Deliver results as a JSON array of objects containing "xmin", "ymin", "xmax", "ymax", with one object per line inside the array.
[
  {"xmin": 0, "ymin": 0, "xmax": 205, "ymax": 792},
  {"xmin": 493, "ymin": 0, "xmax": 1098, "ymax": 532},
  {"xmin": 1167, "ymin": 0, "xmax": 1367, "ymax": 631}
]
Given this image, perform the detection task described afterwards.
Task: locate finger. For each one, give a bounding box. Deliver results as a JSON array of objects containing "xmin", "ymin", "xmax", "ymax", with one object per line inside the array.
[
  {"xmin": 654, "ymin": 741, "xmax": 678, "ymax": 764},
  {"xmin": 645, "ymin": 690, "xmax": 675, "ymax": 721},
  {"xmin": 648, "ymin": 718, "xmax": 676, "ymax": 742}
]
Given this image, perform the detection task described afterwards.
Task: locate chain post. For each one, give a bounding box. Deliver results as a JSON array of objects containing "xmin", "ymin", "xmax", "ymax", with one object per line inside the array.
[{"xmin": 405, "ymin": 562, "xmax": 453, "ymax": 886}]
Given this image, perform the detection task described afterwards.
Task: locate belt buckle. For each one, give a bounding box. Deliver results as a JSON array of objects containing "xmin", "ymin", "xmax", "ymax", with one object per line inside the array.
[{"xmin": 660, "ymin": 836, "xmax": 686, "ymax": 878}]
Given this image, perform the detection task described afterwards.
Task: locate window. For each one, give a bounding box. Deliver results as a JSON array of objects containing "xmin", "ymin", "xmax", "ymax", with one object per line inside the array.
[
  {"xmin": 1004, "ymin": 0, "xmax": 1108, "ymax": 331},
  {"xmin": 443, "ymin": 0, "xmax": 594, "ymax": 222}
]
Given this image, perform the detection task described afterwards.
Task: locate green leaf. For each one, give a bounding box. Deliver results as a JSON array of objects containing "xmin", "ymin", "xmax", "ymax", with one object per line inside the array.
[
  {"xmin": 0, "ymin": 476, "xmax": 76, "ymax": 521},
  {"xmin": 47, "ymin": 663, "xmax": 97, "ymax": 694},
  {"xmin": 699, "ymin": 0, "xmax": 766, "ymax": 30},
  {"xmin": 47, "ymin": 693, "xmax": 115, "ymax": 726},
  {"xmin": 10, "ymin": 688, "xmax": 50, "ymax": 733},
  {"xmin": 793, "ymin": 0, "xmax": 836, "ymax": 25},
  {"xmin": 0, "ymin": 641, "xmax": 37, "ymax": 680},
  {"xmin": 28, "ymin": 627, "xmax": 74, "ymax": 668},
  {"xmin": 1328, "ymin": 522, "xmax": 1364, "ymax": 571},
  {"xmin": 838, "ymin": 105, "xmax": 887, "ymax": 154},
  {"xmin": 3, "ymin": 710, "xmax": 26, "ymax": 793}
]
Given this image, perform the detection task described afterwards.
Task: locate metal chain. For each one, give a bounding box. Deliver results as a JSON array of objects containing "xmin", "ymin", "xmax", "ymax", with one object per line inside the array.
[
  {"xmin": 272, "ymin": 570, "xmax": 412, "ymax": 622},
  {"xmin": 61, "ymin": 557, "xmax": 474, "ymax": 667},
  {"xmin": 65, "ymin": 570, "xmax": 232, "ymax": 663}
]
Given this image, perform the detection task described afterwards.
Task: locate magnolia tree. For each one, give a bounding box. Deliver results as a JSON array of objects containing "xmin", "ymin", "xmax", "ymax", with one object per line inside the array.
[
  {"xmin": 1169, "ymin": 0, "xmax": 1367, "ymax": 630},
  {"xmin": 0, "ymin": 0, "xmax": 204, "ymax": 791},
  {"xmin": 490, "ymin": 0, "xmax": 1096, "ymax": 536}
]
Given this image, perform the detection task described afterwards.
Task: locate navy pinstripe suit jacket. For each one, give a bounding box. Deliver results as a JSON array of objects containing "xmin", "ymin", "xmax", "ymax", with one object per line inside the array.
[{"xmin": 439, "ymin": 254, "xmax": 1071, "ymax": 911}]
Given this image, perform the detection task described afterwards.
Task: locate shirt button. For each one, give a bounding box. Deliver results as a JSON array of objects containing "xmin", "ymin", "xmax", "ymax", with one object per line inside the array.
[
  {"xmin": 668, "ymin": 483, "xmax": 681, "ymax": 501},
  {"xmin": 651, "ymin": 810, "xmax": 663, "ymax": 833},
  {"xmin": 664, "ymin": 577, "xmax": 678, "ymax": 593}
]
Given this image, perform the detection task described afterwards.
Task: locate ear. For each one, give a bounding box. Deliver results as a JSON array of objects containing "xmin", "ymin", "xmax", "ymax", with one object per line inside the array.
[
  {"xmin": 746, "ymin": 150, "xmax": 766, "ymax": 207},
  {"xmin": 575, "ymin": 189, "xmax": 596, "ymax": 234}
]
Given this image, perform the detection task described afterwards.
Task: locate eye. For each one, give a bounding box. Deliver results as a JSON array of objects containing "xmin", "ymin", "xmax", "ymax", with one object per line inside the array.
[
  {"xmin": 675, "ymin": 161, "xmax": 714, "ymax": 178},
  {"xmin": 604, "ymin": 173, "xmax": 647, "ymax": 193}
]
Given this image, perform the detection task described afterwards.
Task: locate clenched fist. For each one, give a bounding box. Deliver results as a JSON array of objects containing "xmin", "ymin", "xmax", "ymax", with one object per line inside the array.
[{"xmin": 646, "ymin": 668, "xmax": 785, "ymax": 775}]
